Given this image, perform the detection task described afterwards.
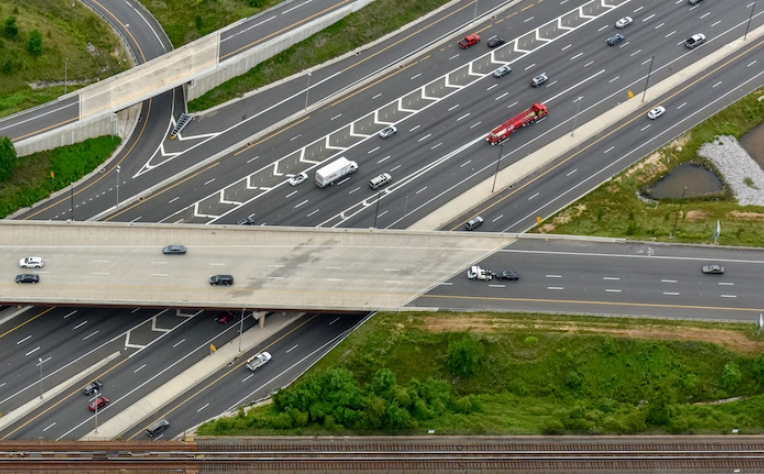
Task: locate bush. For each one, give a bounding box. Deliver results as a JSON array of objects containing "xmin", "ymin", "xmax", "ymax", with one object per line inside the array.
[
  {"xmin": 0, "ymin": 136, "xmax": 18, "ymax": 181},
  {"xmin": 4, "ymin": 17, "xmax": 18, "ymax": 39},
  {"xmin": 26, "ymin": 30, "xmax": 42, "ymax": 56},
  {"xmin": 446, "ymin": 336, "xmax": 484, "ymax": 378}
]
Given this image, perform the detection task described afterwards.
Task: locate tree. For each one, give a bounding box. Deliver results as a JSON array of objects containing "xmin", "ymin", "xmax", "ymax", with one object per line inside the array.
[
  {"xmin": 446, "ymin": 336, "xmax": 484, "ymax": 377},
  {"xmin": 0, "ymin": 136, "xmax": 18, "ymax": 182},
  {"xmin": 27, "ymin": 30, "xmax": 42, "ymax": 57},
  {"xmin": 4, "ymin": 16, "xmax": 18, "ymax": 39}
]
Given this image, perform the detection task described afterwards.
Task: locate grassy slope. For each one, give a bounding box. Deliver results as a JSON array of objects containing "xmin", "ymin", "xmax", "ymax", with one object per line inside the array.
[
  {"xmin": 189, "ymin": 0, "xmax": 453, "ymax": 112},
  {"xmin": 0, "ymin": 0, "xmax": 128, "ymax": 118},
  {"xmin": 535, "ymin": 87, "xmax": 764, "ymax": 246},
  {"xmin": 137, "ymin": 0, "xmax": 273, "ymax": 47},
  {"xmin": 199, "ymin": 312, "xmax": 764, "ymax": 436}
]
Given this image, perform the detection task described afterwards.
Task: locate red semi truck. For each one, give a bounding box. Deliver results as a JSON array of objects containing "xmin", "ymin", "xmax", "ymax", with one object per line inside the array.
[{"xmin": 486, "ymin": 103, "xmax": 548, "ymax": 145}]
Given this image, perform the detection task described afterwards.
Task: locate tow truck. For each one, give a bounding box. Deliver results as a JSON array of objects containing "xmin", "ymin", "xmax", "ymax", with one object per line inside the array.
[
  {"xmin": 486, "ymin": 103, "xmax": 548, "ymax": 145},
  {"xmin": 467, "ymin": 265, "xmax": 494, "ymax": 281}
]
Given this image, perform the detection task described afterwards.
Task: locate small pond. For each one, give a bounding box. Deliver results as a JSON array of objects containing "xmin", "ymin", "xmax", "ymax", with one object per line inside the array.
[{"xmin": 643, "ymin": 163, "xmax": 723, "ymax": 200}]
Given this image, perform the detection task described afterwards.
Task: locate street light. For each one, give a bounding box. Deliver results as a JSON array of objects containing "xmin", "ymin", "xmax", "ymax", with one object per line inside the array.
[
  {"xmin": 116, "ymin": 166, "xmax": 121, "ymax": 208},
  {"xmin": 472, "ymin": 0, "xmax": 480, "ymax": 24},
  {"xmin": 70, "ymin": 183, "xmax": 74, "ymax": 221},
  {"xmin": 372, "ymin": 191, "xmax": 382, "ymax": 229},
  {"xmin": 38, "ymin": 358, "xmax": 44, "ymax": 399},
  {"xmin": 238, "ymin": 308, "xmax": 245, "ymax": 352},
  {"xmin": 571, "ymin": 96, "xmax": 583, "ymax": 137},
  {"xmin": 642, "ymin": 56, "xmax": 655, "ymax": 103},
  {"xmin": 492, "ymin": 142, "xmax": 505, "ymax": 193},
  {"xmin": 304, "ymin": 70, "xmax": 312, "ymax": 111},
  {"xmin": 746, "ymin": 0, "xmax": 758, "ymax": 40},
  {"xmin": 94, "ymin": 390, "xmax": 99, "ymax": 434},
  {"xmin": 64, "ymin": 58, "xmax": 68, "ymax": 96}
]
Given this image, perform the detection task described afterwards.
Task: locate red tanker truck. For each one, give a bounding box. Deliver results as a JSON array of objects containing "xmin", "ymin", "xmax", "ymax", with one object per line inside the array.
[{"xmin": 486, "ymin": 103, "xmax": 548, "ymax": 145}]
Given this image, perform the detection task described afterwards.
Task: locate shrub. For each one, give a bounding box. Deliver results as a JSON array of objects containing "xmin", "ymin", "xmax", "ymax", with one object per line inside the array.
[
  {"xmin": 26, "ymin": 30, "xmax": 42, "ymax": 56},
  {"xmin": 4, "ymin": 16, "xmax": 18, "ymax": 39},
  {"xmin": 446, "ymin": 336, "xmax": 484, "ymax": 378},
  {"xmin": 0, "ymin": 135, "xmax": 17, "ymax": 181}
]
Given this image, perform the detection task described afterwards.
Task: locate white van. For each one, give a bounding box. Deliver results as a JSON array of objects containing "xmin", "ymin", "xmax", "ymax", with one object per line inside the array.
[{"xmin": 369, "ymin": 173, "xmax": 392, "ymax": 190}]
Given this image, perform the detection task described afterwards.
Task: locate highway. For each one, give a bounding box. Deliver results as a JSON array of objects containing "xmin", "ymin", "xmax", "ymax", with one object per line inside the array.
[{"xmin": 2, "ymin": 0, "xmax": 764, "ymax": 442}]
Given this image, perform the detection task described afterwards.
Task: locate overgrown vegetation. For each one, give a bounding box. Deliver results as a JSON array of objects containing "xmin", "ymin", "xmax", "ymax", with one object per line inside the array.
[
  {"xmin": 535, "ymin": 86, "xmax": 764, "ymax": 246},
  {"xmin": 0, "ymin": 135, "xmax": 120, "ymax": 218},
  {"xmin": 137, "ymin": 0, "xmax": 278, "ymax": 47},
  {"xmin": 189, "ymin": 0, "xmax": 453, "ymax": 112},
  {"xmin": 198, "ymin": 312, "xmax": 764, "ymax": 436},
  {"xmin": 0, "ymin": 1, "xmax": 128, "ymax": 118}
]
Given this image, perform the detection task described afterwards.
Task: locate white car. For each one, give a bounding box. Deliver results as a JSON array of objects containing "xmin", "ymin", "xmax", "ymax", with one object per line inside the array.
[
  {"xmin": 647, "ymin": 106, "xmax": 666, "ymax": 120},
  {"xmin": 615, "ymin": 16, "xmax": 633, "ymax": 29},
  {"xmin": 287, "ymin": 172, "xmax": 308, "ymax": 186},
  {"xmin": 378, "ymin": 126, "xmax": 397, "ymax": 138},
  {"xmin": 19, "ymin": 257, "xmax": 43, "ymax": 268},
  {"xmin": 492, "ymin": 65, "xmax": 512, "ymax": 78}
]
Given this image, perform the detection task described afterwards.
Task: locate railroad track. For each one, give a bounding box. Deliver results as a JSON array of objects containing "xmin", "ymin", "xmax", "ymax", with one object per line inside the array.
[{"xmin": 0, "ymin": 436, "xmax": 762, "ymax": 473}]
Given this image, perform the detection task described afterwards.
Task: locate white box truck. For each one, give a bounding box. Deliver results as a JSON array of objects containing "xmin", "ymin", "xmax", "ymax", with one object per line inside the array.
[{"xmin": 315, "ymin": 157, "xmax": 358, "ymax": 187}]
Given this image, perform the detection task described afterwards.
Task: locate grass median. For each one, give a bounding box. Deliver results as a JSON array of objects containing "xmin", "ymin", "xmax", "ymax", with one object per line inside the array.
[
  {"xmin": 188, "ymin": 0, "xmax": 453, "ymax": 112},
  {"xmin": 198, "ymin": 312, "xmax": 764, "ymax": 436}
]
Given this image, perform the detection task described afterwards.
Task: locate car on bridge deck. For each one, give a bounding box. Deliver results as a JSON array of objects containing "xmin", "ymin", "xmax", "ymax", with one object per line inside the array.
[
  {"xmin": 458, "ymin": 34, "xmax": 480, "ymax": 49},
  {"xmin": 210, "ymin": 274, "xmax": 234, "ymax": 286},
  {"xmin": 162, "ymin": 245, "xmax": 187, "ymax": 255},
  {"xmin": 19, "ymin": 257, "xmax": 44, "ymax": 268},
  {"xmin": 82, "ymin": 380, "xmax": 104, "ymax": 396},
  {"xmin": 16, "ymin": 274, "xmax": 39, "ymax": 284}
]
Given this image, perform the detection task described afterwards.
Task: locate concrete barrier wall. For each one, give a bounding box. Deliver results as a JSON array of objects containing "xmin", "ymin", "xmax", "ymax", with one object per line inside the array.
[
  {"xmin": 188, "ymin": 0, "xmax": 375, "ymax": 100},
  {"xmin": 14, "ymin": 105, "xmax": 140, "ymax": 157}
]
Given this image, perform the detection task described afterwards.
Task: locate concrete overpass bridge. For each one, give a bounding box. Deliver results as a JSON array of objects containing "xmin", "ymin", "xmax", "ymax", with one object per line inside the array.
[{"xmin": 0, "ymin": 221, "xmax": 516, "ymax": 311}]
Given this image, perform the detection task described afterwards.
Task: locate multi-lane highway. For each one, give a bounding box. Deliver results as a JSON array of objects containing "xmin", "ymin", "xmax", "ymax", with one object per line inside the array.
[{"xmin": 3, "ymin": 0, "xmax": 764, "ymax": 441}]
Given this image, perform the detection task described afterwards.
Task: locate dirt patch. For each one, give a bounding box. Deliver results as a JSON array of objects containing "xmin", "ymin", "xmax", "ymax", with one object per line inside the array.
[
  {"xmin": 685, "ymin": 209, "xmax": 711, "ymax": 222},
  {"xmin": 420, "ymin": 316, "xmax": 763, "ymax": 354},
  {"xmin": 730, "ymin": 210, "xmax": 764, "ymax": 221},
  {"xmin": 623, "ymin": 152, "xmax": 667, "ymax": 181}
]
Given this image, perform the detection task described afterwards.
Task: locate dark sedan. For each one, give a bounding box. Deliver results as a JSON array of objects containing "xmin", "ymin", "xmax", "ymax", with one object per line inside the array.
[
  {"xmin": 495, "ymin": 270, "xmax": 519, "ymax": 281},
  {"xmin": 487, "ymin": 35, "xmax": 505, "ymax": 48},
  {"xmin": 162, "ymin": 245, "xmax": 187, "ymax": 255},
  {"xmin": 16, "ymin": 274, "xmax": 39, "ymax": 284}
]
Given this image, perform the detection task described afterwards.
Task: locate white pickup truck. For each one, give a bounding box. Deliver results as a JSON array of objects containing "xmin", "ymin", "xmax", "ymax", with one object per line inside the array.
[
  {"xmin": 685, "ymin": 33, "xmax": 705, "ymax": 49},
  {"xmin": 246, "ymin": 352, "xmax": 272, "ymax": 372},
  {"xmin": 467, "ymin": 265, "xmax": 494, "ymax": 281}
]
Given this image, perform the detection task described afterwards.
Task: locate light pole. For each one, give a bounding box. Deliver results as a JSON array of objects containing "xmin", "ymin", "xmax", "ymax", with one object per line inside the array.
[
  {"xmin": 670, "ymin": 186, "xmax": 687, "ymax": 239},
  {"xmin": 403, "ymin": 194, "xmax": 409, "ymax": 218},
  {"xmin": 70, "ymin": 183, "xmax": 74, "ymax": 221},
  {"xmin": 746, "ymin": 0, "xmax": 758, "ymax": 40},
  {"xmin": 571, "ymin": 96, "xmax": 583, "ymax": 137},
  {"xmin": 94, "ymin": 390, "xmax": 99, "ymax": 434},
  {"xmin": 116, "ymin": 166, "xmax": 121, "ymax": 208},
  {"xmin": 238, "ymin": 308, "xmax": 245, "ymax": 352},
  {"xmin": 642, "ymin": 56, "xmax": 655, "ymax": 102},
  {"xmin": 304, "ymin": 70, "xmax": 312, "ymax": 111},
  {"xmin": 38, "ymin": 358, "xmax": 44, "ymax": 399},
  {"xmin": 64, "ymin": 58, "xmax": 68, "ymax": 96},
  {"xmin": 492, "ymin": 142, "xmax": 505, "ymax": 193},
  {"xmin": 472, "ymin": 0, "xmax": 480, "ymax": 24},
  {"xmin": 372, "ymin": 191, "xmax": 382, "ymax": 229}
]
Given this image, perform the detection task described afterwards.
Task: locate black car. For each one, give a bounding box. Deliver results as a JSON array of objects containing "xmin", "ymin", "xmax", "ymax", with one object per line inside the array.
[
  {"xmin": 487, "ymin": 35, "xmax": 505, "ymax": 48},
  {"xmin": 607, "ymin": 34, "xmax": 625, "ymax": 46},
  {"xmin": 16, "ymin": 274, "xmax": 39, "ymax": 284},
  {"xmin": 237, "ymin": 217, "xmax": 255, "ymax": 226},
  {"xmin": 495, "ymin": 270, "xmax": 520, "ymax": 281},
  {"xmin": 210, "ymin": 275, "xmax": 234, "ymax": 286},
  {"xmin": 82, "ymin": 380, "xmax": 104, "ymax": 396},
  {"xmin": 162, "ymin": 244, "xmax": 187, "ymax": 255}
]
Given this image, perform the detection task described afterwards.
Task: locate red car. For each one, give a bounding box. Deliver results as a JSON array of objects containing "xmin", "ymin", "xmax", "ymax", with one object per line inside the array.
[
  {"xmin": 216, "ymin": 312, "xmax": 235, "ymax": 324},
  {"xmin": 89, "ymin": 395, "xmax": 109, "ymax": 411},
  {"xmin": 458, "ymin": 34, "xmax": 480, "ymax": 49}
]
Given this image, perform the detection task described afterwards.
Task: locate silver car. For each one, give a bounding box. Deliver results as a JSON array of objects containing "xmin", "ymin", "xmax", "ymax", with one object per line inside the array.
[
  {"xmin": 615, "ymin": 16, "xmax": 633, "ymax": 29},
  {"xmin": 492, "ymin": 65, "xmax": 512, "ymax": 78},
  {"xmin": 378, "ymin": 126, "xmax": 397, "ymax": 138},
  {"xmin": 19, "ymin": 257, "xmax": 43, "ymax": 268}
]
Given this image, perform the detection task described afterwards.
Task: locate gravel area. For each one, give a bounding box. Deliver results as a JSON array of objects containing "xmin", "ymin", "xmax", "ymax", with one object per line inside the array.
[{"xmin": 698, "ymin": 135, "xmax": 764, "ymax": 206}]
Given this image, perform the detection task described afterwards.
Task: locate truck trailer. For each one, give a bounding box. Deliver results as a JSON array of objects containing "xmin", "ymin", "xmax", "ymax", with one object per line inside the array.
[
  {"xmin": 486, "ymin": 103, "xmax": 548, "ymax": 145},
  {"xmin": 314, "ymin": 157, "xmax": 359, "ymax": 187}
]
